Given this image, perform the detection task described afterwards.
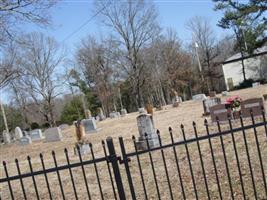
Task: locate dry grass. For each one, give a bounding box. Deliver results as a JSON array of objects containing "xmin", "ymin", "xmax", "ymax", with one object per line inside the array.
[{"xmin": 0, "ymin": 85, "xmax": 267, "ymax": 199}]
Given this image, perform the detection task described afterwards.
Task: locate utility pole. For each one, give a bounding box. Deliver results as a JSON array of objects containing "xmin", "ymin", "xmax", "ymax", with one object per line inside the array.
[{"xmin": 0, "ymin": 100, "xmax": 9, "ymax": 134}]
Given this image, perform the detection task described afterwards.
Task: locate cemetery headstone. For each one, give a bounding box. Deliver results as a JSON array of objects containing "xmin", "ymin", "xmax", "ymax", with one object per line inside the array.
[
  {"xmin": 85, "ymin": 109, "xmax": 92, "ymax": 119},
  {"xmin": 59, "ymin": 124, "xmax": 69, "ymax": 130},
  {"xmin": 192, "ymin": 94, "xmax": 207, "ymax": 101},
  {"xmin": 222, "ymin": 91, "xmax": 229, "ymax": 96},
  {"xmin": 138, "ymin": 107, "xmax": 146, "ymax": 114},
  {"xmin": 15, "ymin": 127, "xmax": 23, "ymax": 140},
  {"xmin": 30, "ymin": 129, "xmax": 44, "ymax": 140},
  {"xmin": 209, "ymin": 91, "xmax": 216, "ymax": 98},
  {"xmin": 203, "ymin": 97, "xmax": 221, "ymax": 115},
  {"xmin": 82, "ymin": 118, "xmax": 98, "ymax": 134},
  {"xmin": 252, "ymin": 82, "xmax": 260, "ymax": 88},
  {"xmin": 3, "ymin": 130, "xmax": 11, "ymax": 144},
  {"xmin": 241, "ymin": 98, "xmax": 265, "ymax": 118},
  {"xmin": 109, "ymin": 111, "xmax": 120, "ymax": 118},
  {"xmin": 97, "ymin": 107, "xmax": 105, "ymax": 121},
  {"xmin": 44, "ymin": 127, "xmax": 62, "ymax": 142},
  {"xmin": 263, "ymin": 94, "xmax": 267, "ymax": 101},
  {"xmin": 136, "ymin": 114, "xmax": 159, "ymax": 150},
  {"xmin": 121, "ymin": 109, "xmax": 127, "ymax": 117},
  {"xmin": 210, "ymin": 104, "xmax": 232, "ymax": 123},
  {"xmin": 20, "ymin": 135, "xmax": 32, "ymax": 145}
]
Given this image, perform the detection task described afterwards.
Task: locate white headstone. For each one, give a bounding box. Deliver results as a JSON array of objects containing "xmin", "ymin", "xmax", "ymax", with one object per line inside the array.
[
  {"xmin": 252, "ymin": 82, "xmax": 260, "ymax": 88},
  {"xmin": 121, "ymin": 109, "xmax": 127, "ymax": 117},
  {"xmin": 44, "ymin": 127, "xmax": 62, "ymax": 142},
  {"xmin": 30, "ymin": 129, "xmax": 44, "ymax": 140},
  {"xmin": 82, "ymin": 118, "xmax": 98, "ymax": 134},
  {"xmin": 15, "ymin": 127, "xmax": 23, "ymax": 140},
  {"xmin": 136, "ymin": 114, "xmax": 159, "ymax": 150},
  {"xmin": 98, "ymin": 108, "xmax": 105, "ymax": 121},
  {"xmin": 110, "ymin": 111, "xmax": 120, "ymax": 118},
  {"xmin": 138, "ymin": 107, "xmax": 146, "ymax": 114},
  {"xmin": 20, "ymin": 135, "xmax": 32, "ymax": 145},
  {"xmin": 222, "ymin": 91, "xmax": 229, "ymax": 96},
  {"xmin": 3, "ymin": 130, "xmax": 11, "ymax": 144},
  {"xmin": 59, "ymin": 124, "xmax": 69, "ymax": 130},
  {"xmin": 192, "ymin": 94, "xmax": 207, "ymax": 101}
]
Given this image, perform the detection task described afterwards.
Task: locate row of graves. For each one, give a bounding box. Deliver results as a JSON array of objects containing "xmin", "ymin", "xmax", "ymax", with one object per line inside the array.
[{"xmin": 196, "ymin": 91, "xmax": 266, "ymax": 123}]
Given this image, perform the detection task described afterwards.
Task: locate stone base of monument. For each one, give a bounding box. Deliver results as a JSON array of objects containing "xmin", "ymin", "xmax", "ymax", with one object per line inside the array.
[
  {"xmin": 74, "ymin": 143, "xmax": 90, "ymax": 155},
  {"xmin": 136, "ymin": 135, "xmax": 159, "ymax": 150}
]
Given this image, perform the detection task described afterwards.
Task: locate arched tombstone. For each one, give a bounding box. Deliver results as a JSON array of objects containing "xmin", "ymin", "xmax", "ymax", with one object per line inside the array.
[
  {"xmin": 136, "ymin": 113, "xmax": 159, "ymax": 150},
  {"xmin": 15, "ymin": 127, "xmax": 23, "ymax": 140},
  {"xmin": 85, "ymin": 109, "xmax": 92, "ymax": 119}
]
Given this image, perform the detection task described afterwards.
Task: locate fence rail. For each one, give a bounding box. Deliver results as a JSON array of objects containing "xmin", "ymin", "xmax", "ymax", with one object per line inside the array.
[{"xmin": 1, "ymin": 109, "xmax": 267, "ymax": 199}]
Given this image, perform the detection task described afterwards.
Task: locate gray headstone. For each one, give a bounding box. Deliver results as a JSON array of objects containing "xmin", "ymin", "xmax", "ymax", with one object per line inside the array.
[
  {"xmin": 110, "ymin": 111, "xmax": 120, "ymax": 118},
  {"xmin": 15, "ymin": 127, "xmax": 23, "ymax": 140},
  {"xmin": 44, "ymin": 127, "xmax": 62, "ymax": 142},
  {"xmin": 74, "ymin": 143, "xmax": 90, "ymax": 155},
  {"xmin": 20, "ymin": 135, "xmax": 32, "ymax": 145},
  {"xmin": 3, "ymin": 130, "xmax": 11, "ymax": 144},
  {"xmin": 241, "ymin": 98, "xmax": 265, "ymax": 118},
  {"xmin": 136, "ymin": 114, "xmax": 159, "ymax": 150},
  {"xmin": 192, "ymin": 94, "xmax": 207, "ymax": 101},
  {"xmin": 30, "ymin": 129, "xmax": 44, "ymax": 140},
  {"xmin": 203, "ymin": 97, "xmax": 221, "ymax": 114},
  {"xmin": 82, "ymin": 118, "xmax": 98, "ymax": 134}
]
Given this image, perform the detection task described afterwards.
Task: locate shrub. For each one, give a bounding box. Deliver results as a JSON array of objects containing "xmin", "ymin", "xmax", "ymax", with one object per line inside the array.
[{"xmin": 30, "ymin": 122, "xmax": 40, "ymax": 130}]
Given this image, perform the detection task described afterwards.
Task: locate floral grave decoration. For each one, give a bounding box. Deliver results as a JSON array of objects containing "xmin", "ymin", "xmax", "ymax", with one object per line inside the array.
[{"xmin": 225, "ymin": 96, "xmax": 242, "ymax": 112}]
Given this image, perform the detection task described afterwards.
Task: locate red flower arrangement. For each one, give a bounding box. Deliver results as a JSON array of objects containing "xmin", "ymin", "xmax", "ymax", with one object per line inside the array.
[{"xmin": 225, "ymin": 96, "xmax": 242, "ymax": 111}]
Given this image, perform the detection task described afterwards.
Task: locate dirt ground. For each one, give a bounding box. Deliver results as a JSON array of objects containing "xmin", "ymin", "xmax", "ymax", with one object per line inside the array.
[{"xmin": 1, "ymin": 85, "xmax": 267, "ymax": 199}]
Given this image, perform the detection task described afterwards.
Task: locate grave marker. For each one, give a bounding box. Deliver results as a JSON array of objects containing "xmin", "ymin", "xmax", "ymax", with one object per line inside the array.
[
  {"xmin": 15, "ymin": 127, "xmax": 23, "ymax": 140},
  {"xmin": 30, "ymin": 129, "xmax": 44, "ymax": 140},
  {"xmin": 85, "ymin": 109, "xmax": 92, "ymax": 119},
  {"xmin": 97, "ymin": 108, "xmax": 105, "ymax": 121},
  {"xmin": 210, "ymin": 104, "xmax": 232, "ymax": 123},
  {"xmin": 192, "ymin": 94, "xmax": 207, "ymax": 101},
  {"xmin": 241, "ymin": 98, "xmax": 265, "ymax": 118},
  {"xmin": 44, "ymin": 127, "xmax": 62, "ymax": 142},
  {"xmin": 136, "ymin": 114, "xmax": 159, "ymax": 150},
  {"xmin": 138, "ymin": 107, "xmax": 146, "ymax": 114},
  {"xmin": 82, "ymin": 118, "xmax": 99, "ymax": 134},
  {"xmin": 3, "ymin": 130, "xmax": 11, "ymax": 144},
  {"xmin": 203, "ymin": 97, "xmax": 221, "ymax": 115},
  {"xmin": 20, "ymin": 135, "xmax": 32, "ymax": 145},
  {"xmin": 121, "ymin": 109, "xmax": 127, "ymax": 117}
]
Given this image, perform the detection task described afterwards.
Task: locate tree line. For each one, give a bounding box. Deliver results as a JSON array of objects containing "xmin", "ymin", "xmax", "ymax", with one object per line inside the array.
[{"xmin": 0, "ymin": 0, "xmax": 266, "ymax": 130}]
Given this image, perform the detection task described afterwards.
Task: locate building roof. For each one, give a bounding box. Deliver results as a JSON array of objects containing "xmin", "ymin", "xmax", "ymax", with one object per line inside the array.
[{"xmin": 224, "ymin": 45, "xmax": 267, "ymax": 63}]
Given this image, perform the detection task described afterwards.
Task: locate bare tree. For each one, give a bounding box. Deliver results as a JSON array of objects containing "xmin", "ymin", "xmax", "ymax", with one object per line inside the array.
[
  {"xmin": 0, "ymin": 43, "xmax": 20, "ymax": 89},
  {"xmin": 15, "ymin": 32, "xmax": 65, "ymax": 127},
  {"xmin": 187, "ymin": 16, "xmax": 220, "ymax": 91},
  {"xmin": 76, "ymin": 36, "xmax": 119, "ymax": 115},
  {"xmin": 95, "ymin": 0, "xmax": 160, "ymax": 108},
  {"xmin": 0, "ymin": 0, "xmax": 56, "ymax": 46}
]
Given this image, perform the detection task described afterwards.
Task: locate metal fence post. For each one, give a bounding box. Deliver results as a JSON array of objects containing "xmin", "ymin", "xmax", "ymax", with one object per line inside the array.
[{"xmin": 106, "ymin": 137, "xmax": 126, "ymax": 200}]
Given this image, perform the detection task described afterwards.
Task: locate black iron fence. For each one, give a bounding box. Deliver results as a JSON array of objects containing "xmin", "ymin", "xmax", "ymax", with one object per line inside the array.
[{"xmin": 1, "ymin": 109, "xmax": 267, "ymax": 199}]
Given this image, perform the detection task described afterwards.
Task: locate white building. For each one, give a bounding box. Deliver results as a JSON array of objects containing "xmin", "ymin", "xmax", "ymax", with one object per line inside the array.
[{"xmin": 222, "ymin": 46, "xmax": 267, "ymax": 90}]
